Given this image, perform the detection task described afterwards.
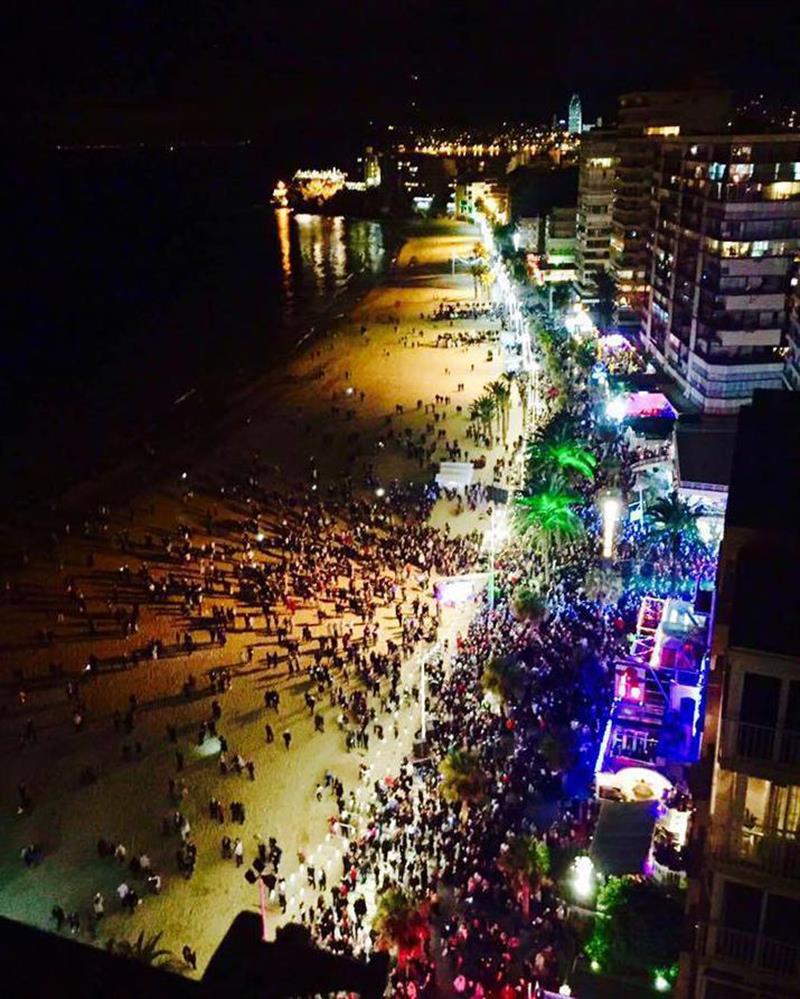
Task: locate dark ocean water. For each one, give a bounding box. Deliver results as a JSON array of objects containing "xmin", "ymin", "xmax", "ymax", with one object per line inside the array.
[{"xmin": 3, "ymin": 146, "xmax": 392, "ymax": 507}]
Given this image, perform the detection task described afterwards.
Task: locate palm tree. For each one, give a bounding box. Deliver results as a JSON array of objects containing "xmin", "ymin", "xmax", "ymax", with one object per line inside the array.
[
  {"xmin": 646, "ymin": 490, "xmax": 703, "ymax": 585},
  {"xmin": 373, "ymin": 887, "xmax": 429, "ymax": 967},
  {"xmin": 470, "ymin": 258, "xmax": 490, "ymax": 300},
  {"xmin": 471, "ymin": 393, "xmax": 496, "ymax": 441},
  {"xmin": 439, "ymin": 748, "xmax": 486, "ymax": 816},
  {"xmin": 481, "ymin": 655, "xmax": 525, "ymax": 705},
  {"xmin": 511, "ymin": 585, "xmax": 548, "ymax": 628},
  {"xmin": 539, "ymin": 728, "xmax": 576, "ymax": 775},
  {"xmin": 515, "ymin": 488, "xmax": 583, "ymax": 587},
  {"xmin": 570, "ymin": 335, "xmax": 598, "ymax": 375},
  {"xmin": 583, "ymin": 565, "xmax": 624, "ymax": 605},
  {"xmin": 526, "ymin": 437, "xmax": 597, "ymax": 488},
  {"xmin": 498, "ymin": 835, "xmax": 551, "ymax": 918},
  {"xmin": 488, "ymin": 379, "xmax": 512, "ymax": 442},
  {"xmin": 110, "ymin": 931, "xmax": 180, "ymax": 969},
  {"xmin": 515, "ymin": 371, "xmax": 531, "ymax": 427}
]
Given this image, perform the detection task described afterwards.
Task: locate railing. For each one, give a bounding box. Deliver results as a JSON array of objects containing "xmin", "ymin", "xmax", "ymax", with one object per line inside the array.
[
  {"xmin": 714, "ymin": 826, "xmax": 800, "ymax": 880},
  {"xmin": 699, "ymin": 922, "xmax": 800, "ymax": 979},
  {"xmin": 721, "ymin": 717, "xmax": 800, "ymax": 769}
]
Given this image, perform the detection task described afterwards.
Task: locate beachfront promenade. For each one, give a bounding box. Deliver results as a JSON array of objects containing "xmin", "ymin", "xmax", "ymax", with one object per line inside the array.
[{"xmin": 0, "ymin": 220, "xmax": 521, "ymax": 971}]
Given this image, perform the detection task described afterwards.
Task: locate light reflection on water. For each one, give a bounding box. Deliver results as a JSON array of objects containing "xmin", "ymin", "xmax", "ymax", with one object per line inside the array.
[{"xmin": 274, "ymin": 211, "xmax": 386, "ymax": 322}]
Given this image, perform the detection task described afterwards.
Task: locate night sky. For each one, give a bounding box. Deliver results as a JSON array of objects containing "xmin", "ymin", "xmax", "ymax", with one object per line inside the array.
[{"xmin": 12, "ymin": 1, "xmax": 800, "ymax": 151}]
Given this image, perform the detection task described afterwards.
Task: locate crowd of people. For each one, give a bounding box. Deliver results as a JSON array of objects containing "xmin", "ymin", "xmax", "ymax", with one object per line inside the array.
[{"xmin": 1, "ymin": 247, "xmax": 706, "ymax": 999}]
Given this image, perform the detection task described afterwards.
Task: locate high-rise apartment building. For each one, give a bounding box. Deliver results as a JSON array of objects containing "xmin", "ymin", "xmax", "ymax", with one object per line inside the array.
[
  {"xmin": 680, "ymin": 390, "xmax": 800, "ymax": 999},
  {"xmin": 545, "ymin": 205, "xmax": 577, "ymax": 264},
  {"xmin": 641, "ymin": 135, "xmax": 800, "ymax": 413},
  {"xmin": 784, "ymin": 258, "xmax": 800, "ymax": 391},
  {"xmin": 611, "ymin": 91, "xmax": 732, "ymax": 331},
  {"xmin": 568, "ymin": 94, "xmax": 582, "ymax": 136},
  {"xmin": 575, "ymin": 133, "xmax": 616, "ymax": 298}
]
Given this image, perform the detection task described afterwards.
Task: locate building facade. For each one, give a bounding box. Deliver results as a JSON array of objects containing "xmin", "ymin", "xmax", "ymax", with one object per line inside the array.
[
  {"xmin": 454, "ymin": 178, "xmax": 510, "ymax": 223},
  {"xmin": 568, "ymin": 94, "xmax": 582, "ymax": 136},
  {"xmin": 641, "ymin": 135, "xmax": 800, "ymax": 413},
  {"xmin": 784, "ymin": 258, "xmax": 800, "ymax": 390},
  {"xmin": 575, "ymin": 133, "xmax": 616, "ymax": 298},
  {"xmin": 611, "ymin": 91, "xmax": 732, "ymax": 331},
  {"xmin": 680, "ymin": 391, "xmax": 800, "ymax": 999},
  {"xmin": 544, "ymin": 205, "xmax": 577, "ymax": 264}
]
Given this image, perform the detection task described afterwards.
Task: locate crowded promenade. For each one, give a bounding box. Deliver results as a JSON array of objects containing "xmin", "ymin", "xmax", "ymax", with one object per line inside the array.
[{"xmin": 0, "ymin": 219, "xmax": 716, "ymax": 996}]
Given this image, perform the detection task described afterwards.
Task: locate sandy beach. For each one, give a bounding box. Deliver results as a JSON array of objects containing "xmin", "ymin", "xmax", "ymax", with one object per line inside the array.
[{"xmin": 0, "ymin": 219, "xmax": 523, "ymax": 971}]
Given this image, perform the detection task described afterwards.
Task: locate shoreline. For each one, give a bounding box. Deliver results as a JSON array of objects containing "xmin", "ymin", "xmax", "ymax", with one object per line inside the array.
[
  {"xmin": 0, "ymin": 217, "xmax": 521, "ymax": 970},
  {"xmin": 0, "ymin": 214, "xmax": 412, "ymax": 553}
]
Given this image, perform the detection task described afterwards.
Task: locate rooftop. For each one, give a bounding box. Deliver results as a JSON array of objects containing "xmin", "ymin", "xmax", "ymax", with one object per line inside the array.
[
  {"xmin": 675, "ymin": 416, "xmax": 738, "ymax": 490},
  {"xmin": 724, "ymin": 390, "xmax": 800, "ymax": 536},
  {"xmin": 729, "ymin": 542, "xmax": 800, "ymax": 658}
]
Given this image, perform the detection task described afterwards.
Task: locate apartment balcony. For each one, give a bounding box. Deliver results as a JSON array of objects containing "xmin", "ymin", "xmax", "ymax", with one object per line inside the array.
[
  {"xmin": 698, "ymin": 922, "xmax": 800, "ymax": 982},
  {"xmin": 712, "ymin": 825, "xmax": 800, "ymax": 883},
  {"xmin": 720, "ymin": 716, "xmax": 800, "ymax": 778}
]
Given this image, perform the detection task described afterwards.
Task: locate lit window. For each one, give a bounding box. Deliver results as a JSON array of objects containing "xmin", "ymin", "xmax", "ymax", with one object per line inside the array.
[
  {"xmin": 730, "ymin": 163, "xmax": 754, "ymax": 184},
  {"xmin": 708, "ymin": 162, "xmax": 726, "ymax": 181},
  {"xmin": 646, "ymin": 125, "xmax": 680, "ymax": 137}
]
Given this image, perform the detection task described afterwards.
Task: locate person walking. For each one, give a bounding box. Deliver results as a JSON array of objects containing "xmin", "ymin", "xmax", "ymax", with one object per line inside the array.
[
  {"xmin": 282, "ymin": 729, "xmax": 292, "ymax": 750},
  {"xmin": 233, "ymin": 838, "xmax": 244, "ymax": 867},
  {"xmin": 182, "ymin": 945, "xmax": 197, "ymax": 971}
]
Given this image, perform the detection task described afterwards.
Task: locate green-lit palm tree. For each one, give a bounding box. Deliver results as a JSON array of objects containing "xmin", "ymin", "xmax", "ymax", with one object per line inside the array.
[
  {"xmin": 481, "ymin": 655, "xmax": 526, "ymax": 705},
  {"xmin": 439, "ymin": 747, "xmax": 486, "ymax": 817},
  {"xmin": 646, "ymin": 489, "xmax": 704, "ymax": 585},
  {"xmin": 515, "ymin": 488, "xmax": 583, "ymax": 587},
  {"xmin": 498, "ymin": 835, "xmax": 551, "ymax": 918},
  {"xmin": 527, "ymin": 437, "xmax": 597, "ymax": 487}
]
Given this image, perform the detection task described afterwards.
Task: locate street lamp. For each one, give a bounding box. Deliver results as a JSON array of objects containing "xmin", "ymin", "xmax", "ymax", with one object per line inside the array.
[
  {"xmin": 570, "ymin": 854, "xmax": 596, "ymax": 902},
  {"xmin": 485, "ymin": 506, "xmax": 509, "ymax": 613},
  {"xmin": 598, "ymin": 489, "xmax": 623, "ymax": 560},
  {"xmin": 605, "ymin": 395, "xmax": 627, "ymax": 423},
  {"xmin": 244, "ymin": 858, "xmax": 270, "ymax": 941}
]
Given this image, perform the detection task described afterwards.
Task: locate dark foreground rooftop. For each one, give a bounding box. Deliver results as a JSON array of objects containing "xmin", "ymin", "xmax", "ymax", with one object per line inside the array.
[
  {"xmin": 0, "ymin": 912, "xmax": 388, "ymax": 999},
  {"xmin": 729, "ymin": 542, "xmax": 800, "ymax": 658}
]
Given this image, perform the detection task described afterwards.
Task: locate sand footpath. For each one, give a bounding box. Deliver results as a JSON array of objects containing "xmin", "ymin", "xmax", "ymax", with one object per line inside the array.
[{"xmin": 0, "ymin": 219, "xmax": 521, "ymax": 970}]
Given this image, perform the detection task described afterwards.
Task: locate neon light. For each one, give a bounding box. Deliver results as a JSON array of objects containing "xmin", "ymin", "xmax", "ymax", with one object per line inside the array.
[{"xmin": 594, "ymin": 701, "xmax": 619, "ymax": 774}]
